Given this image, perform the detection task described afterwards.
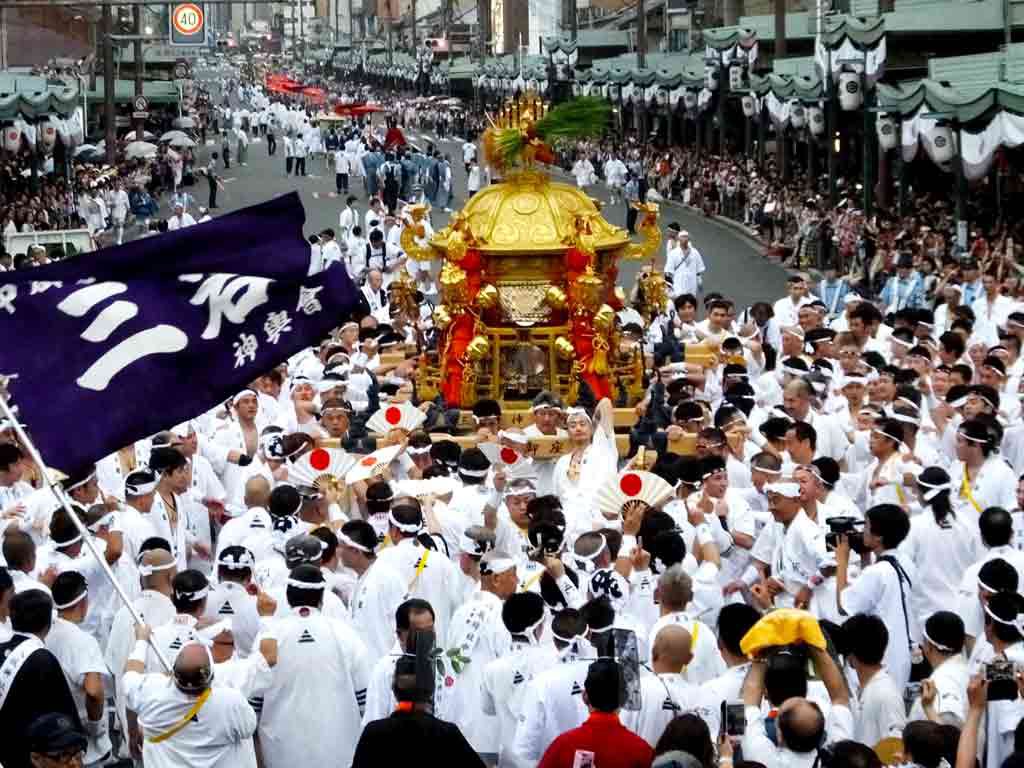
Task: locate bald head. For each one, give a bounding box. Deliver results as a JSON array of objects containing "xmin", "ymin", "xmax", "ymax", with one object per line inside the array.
[
  {"xmin": 652, "ymin": 624, "xmax": 693, "ymax": 673},
  {"xmin": 778, "ymin": 698, "xmax": 826, "ymax": 753},
  {"xmin": 244, "ymin": 475, "xmax": 271, "ymax": 509},
  {"xmin": 173, "ymin": 642, "xmax": 212, "ymax": 695},
  {"xmin": 140, "ymin": 548, "xmax": 176, "ymax": 592}
]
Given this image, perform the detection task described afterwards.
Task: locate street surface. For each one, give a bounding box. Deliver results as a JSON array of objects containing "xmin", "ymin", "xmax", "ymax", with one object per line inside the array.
[{"xmin": 175, "ymin": 72, "xmax": 790, "ymax": 311}]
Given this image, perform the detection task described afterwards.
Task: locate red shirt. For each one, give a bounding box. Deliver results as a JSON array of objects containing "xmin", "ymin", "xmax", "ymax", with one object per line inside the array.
[{"xmin": 537, "ymin": 712, "xmax": 654, "ymax": 768}]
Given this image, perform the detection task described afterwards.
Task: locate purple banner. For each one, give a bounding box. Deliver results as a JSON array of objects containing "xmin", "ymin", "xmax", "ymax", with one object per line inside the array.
[{"xmin": 0, "ymin": 192, "xmax": 358, "ymax": 475}]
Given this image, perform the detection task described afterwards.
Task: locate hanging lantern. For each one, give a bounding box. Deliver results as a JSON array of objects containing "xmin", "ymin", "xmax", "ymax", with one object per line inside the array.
[
  {"xmin": 729, "ymin": 64, "xmax": 744, "ymax": 90},
  {"xmin": 877, "ymin": 115, "xmax": 898, "ymax": 151},
  {"xmin": 741, "ymin": 95, "xmax": 756, "ymax": 117},
  {"xmin": 39, "ymin": 121, "xmax": 57, "ymax": 150},
  {"xmin": 705, "ymin": 65, "xmax": 720, "ymax": 91},
  {"xmin": 4, "ymin": 126, "xmax": 21, "ymax": 153},
  {"xmin": 808, "ymin": 106, "xmax": 825, "ymax": 136},
  {"xmin": 839, "ymin": 72, "xmax": 862, "ymax": 111},
  {"xmin": 930, "ymin": 123, "xmax": 955, "ymax": 164},
  {"xmin": 790, "ymin": 102, "xmax": 806, "ymax": 128},
  {"xmin": 683, "ymin": 89, "xmax": 697, "ymax": 109}
]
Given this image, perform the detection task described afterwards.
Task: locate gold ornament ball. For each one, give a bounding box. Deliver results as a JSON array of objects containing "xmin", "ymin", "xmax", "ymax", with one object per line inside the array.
[
  {"xmin": 447, "ymin": 232, "xmax": 467, "ymax": 262},
  {"xmin": 433, "ymin": 305, "xmax": 452, "ymax": 330},
  {"xmin": 545, "ymin": 285, "xmax": 567, "ymax": 310},
  {"xmin": 475, "ymin": 284, "xmax": 499, "ymax": 310},
  {"xmin": 554, "ymin": 336, "xmax": 576, "ymax": 360},
  {"xmin": 594, "ymin": 305, "xmax": 616, "ymax": 334},
  {"xmin": 465, "ymin": 335, "xmax": 491, "ymax": 362}
]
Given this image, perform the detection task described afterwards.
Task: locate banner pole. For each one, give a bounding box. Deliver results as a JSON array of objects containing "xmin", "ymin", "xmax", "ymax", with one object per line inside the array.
[{"xmin": 0, "ymin": 391, "xmax": 173, "ymax": 673}]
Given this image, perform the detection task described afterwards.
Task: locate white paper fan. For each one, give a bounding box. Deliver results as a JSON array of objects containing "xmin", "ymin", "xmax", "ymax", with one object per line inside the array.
[
  {"xmin": 288, "ymin": 447, "xmax": 357, "ymax": 495},
  {"xmin": 344, "ymin": 443, "xmax": 404, "ymax": 484},
  {"xmin": 366, "ymin": 401, "xmax": 427, "ymax": 434},
  {"xmin": 595, "ymin": 470, "xmax": 675, "ymax": 519}
]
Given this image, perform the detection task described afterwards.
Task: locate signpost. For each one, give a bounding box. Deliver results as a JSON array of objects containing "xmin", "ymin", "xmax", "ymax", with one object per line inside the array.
[
  {"xmin": 170, "ymin": 2, "xmax": 205, "ymax": 46},
  {"xmin": 132, "ymin": 95, "xmax": 149, "ymax": 120}
]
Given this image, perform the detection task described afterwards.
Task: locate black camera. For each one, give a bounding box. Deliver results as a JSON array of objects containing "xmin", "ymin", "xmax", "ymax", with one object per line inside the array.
[
  {"xmin": 986, "ymin": 659, "xmax": 1019, "ymax": 701},
  {"xmin": 825, "ymin": 516, "xmax": 868, "ymax": 554}
]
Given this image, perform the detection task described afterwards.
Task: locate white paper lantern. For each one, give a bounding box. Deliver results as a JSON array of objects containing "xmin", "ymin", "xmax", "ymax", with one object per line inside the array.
[
  {"xmin": 741, "ymin": 95, "xmax": 756, "ymax": 117},
  {"xmin": 790, "ymin": 103, "xmax": 806, "ymax": 128},
  {"xmin": 684, "ymin": 90, "xmax": 697, "ymax": 109},
  {"xmin": 705, "ymin": 65, "xmax": 720, "ymax": 91},
  {"xmin": 839, "ymin": 72, "xmax": 862, "ymax": 111},
  {"xmin": 39, "ymin": 121, "xmax": 57, "ymax": 150},
  {"xmin": 729, "ymin": 64, "xmax": 744, "ymax": 91},
  {"xmin": 877, "ymin": 115, "xmax": 897, "ymax": 151},
  {"xmin": 808, "ymin": 106, "xmax": 824, "ymax": 136},
  {"xmin": 930, "ymin": 124, "xmax": 955, "ymax": 164},
  {"xmin": 4, "ymin": 126, "xmax": 21, "ymax": 153}
]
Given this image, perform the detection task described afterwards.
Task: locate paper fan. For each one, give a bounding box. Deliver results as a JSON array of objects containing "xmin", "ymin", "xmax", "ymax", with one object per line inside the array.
[
  {"xmin": 344, "ymin": 443, "xmax": 404, "ymax": 484},
  {"xmin": 288, "ymin": 447, "xmax": 357, "ymax": 496},
  {"xmin": 366, "ymin": 401, "xmax": 426, "ymax": 434},
  {"xmin": 595, "ymin": 470, "xmax": 674, "ymax": 520}
]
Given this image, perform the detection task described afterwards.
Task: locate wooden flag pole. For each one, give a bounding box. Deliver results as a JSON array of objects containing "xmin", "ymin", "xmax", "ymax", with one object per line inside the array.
[{"xmin": 0, "ymin": 393, "xmax": 173, "ymax": 672}]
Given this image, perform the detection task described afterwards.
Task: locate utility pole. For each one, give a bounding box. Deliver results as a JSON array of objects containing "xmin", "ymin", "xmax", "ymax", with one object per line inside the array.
[
  {"xmin": 410, "ymin": 0, "xmax": 416, "ymax": 51},
  {"xmin": 132, "ymin": 5, "xmax": 144, "ymax": 139},
  {"xmin": 102, "ymin": 3, "xmax": 115, "ymax": 165},
  {"xmin": 348, "ymin": 0, "xmax": 353, "ymax": 37},
  {"xmin": 636, "ymin": 0, "xmax": 646, "ymax": 68},
  {"xmin": 774, "ymin": 0, "xmax": 786, "ymax": 58}
]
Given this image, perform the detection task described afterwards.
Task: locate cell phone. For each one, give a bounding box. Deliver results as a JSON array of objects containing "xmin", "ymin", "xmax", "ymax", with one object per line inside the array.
[
  {"xmin": 721, "ymin": 700, "xmax": 746, "ymax": 736},
  {"xmin": 986, "ymin": 660, "xmax": 1019, "ymax": 701}
]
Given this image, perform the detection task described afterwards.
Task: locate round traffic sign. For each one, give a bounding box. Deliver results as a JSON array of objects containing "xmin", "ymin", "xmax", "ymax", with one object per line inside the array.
[
  {"xmin": 133, "ymin": 95, "xmax": 148, "ymax": 112},
  {"xmin": 174, "ymin": 62, "xmax": 190, "ymax": 80},
  {"xmin": 172, "ymin": 3, "xmax": 204, "ymax": 36}
]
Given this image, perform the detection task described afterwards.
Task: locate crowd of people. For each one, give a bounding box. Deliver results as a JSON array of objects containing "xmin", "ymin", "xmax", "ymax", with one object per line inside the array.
[{"xmin": 9, "ymin": 65, "xmax": 1024, "ymax": 768}]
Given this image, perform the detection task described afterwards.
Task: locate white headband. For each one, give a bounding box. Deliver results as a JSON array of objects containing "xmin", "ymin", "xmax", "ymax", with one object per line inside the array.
[
  {"xmin": 125, "ymin": 477, "xmax": 158, "ymax": 496},
  {"xmin": 338, "ymin": 530, "xmax": 374, "ymax": 553},
  {"xmin": 54, "ymin": 589, "xmax": 88, "ymax": 611},
  {"xmin": 54, "ymin": 532, "xmax": 83, "ymax": 548},
  {"xmin": 565, "ymin": 407, "xmax": 592, "ymax": 422},
  {"xmin": 137, "ymin": 558, "xmax": 177, "ymax": 577},
  {"xmin": 175, "ymin": 585, "xmax": 210, "ymax": 602},
  {"xmin": 531, "ymin": 402, "xmax": 563, "ymax": 413},
  {"xmin": 87, "ymin": 513, "xmax": 115, "ymax": 532},
  {"xmin": 921, "ymin": 482, "xmax": 951, "ymax": 502},
  {"xmin": 922, "ymin": 627, "xmax": 955, "ymax": 653},
  {"xmin": 764, "ymin": 482, "xmax": 801, "ymax": 498},
  {"xmin": 480, "ymin": 555, "xmax": 517, "ymax": 575},
  {"xmin": 458, "ymin": 467, "xmax": 489, "ymax": 478},
  {"xmin": 216, "ymin": 552, "xmax": 255, "ymax": 570},
  {"xmin": 406, "ymin": 445, "xmax": 432, "ymax": 456},
  {"xmin": 232, "ymin": 389, "xmax": 258, "ymax": 405},
  {"xmin": 388, "ymin": 510, "xmax": 423, "ymax": 533},
  {"xmin": 65, "ymin": 470, "xmax": 96, "ymax": 492},
  {"xmin": 957, "ymin": 429, "xmax": 988, "ymax": 444},
  {"xmin": 498, "ymin": 430, "xmax": 528, "ymax": 445},
  {"xmin": 983, "ymin": 600, "xmax": 1024, "ymax": 632},
  {"xmin": 573, "ymin": 535, "xmax": 607, "ymax": 573},
  {"xmin": 287, "ymin": 577, "xmax": 326, "ymax": 589},
  {"xmin": 889, "ymin": 412, "xmax": 921, "ymax": 427}
]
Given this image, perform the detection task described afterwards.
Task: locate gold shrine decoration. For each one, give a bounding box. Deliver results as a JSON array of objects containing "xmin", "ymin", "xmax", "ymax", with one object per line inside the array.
[
  {"xmin": 625, "ymin": 201, "xmax": 662, "ymax": 261},
  {"xmin": 399, "ymin": 203, "xmax": 437, "ymax": 262}
]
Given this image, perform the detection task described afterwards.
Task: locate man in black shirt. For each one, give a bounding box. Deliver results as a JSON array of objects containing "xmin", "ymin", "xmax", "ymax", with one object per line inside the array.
[
  {"xmin": 352, "ymin": 645, "xmax": 484, "ymax": 768},
  {"xmin": 0, "ymin": 589, "xmax": 81, "ymax": 768}
]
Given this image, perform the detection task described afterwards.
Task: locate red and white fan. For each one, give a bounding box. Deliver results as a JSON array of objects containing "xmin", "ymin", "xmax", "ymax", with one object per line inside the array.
[
  {"xmin": 344, "ymin": 443, "xmax": 404, "ymax": 484},
  {"xmin": 288, "ymin": 447, "xmax": 357, "ymax": 496},
  {"xmin": 366, "ymin": 401, "xmax": 427, "ymax": 434},
  {"xmin": 595, "ymin": 470, "xmax": 674, "ymax": 519}
]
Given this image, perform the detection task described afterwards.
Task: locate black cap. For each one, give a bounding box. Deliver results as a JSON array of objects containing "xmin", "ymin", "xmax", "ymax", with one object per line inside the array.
[{"xmin": 28, "ymin": 713, "xmax": 87, "ymax": 754}]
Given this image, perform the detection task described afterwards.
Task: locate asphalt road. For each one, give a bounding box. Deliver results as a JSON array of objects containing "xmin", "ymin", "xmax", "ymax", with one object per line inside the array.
[{"xmin": 182, "ymin": 73, "xmax": 790, "ymax": 312}]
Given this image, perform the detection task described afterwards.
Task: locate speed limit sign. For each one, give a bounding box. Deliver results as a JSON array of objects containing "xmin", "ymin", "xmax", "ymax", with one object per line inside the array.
[{"xmin": 170, "ymin": 2, "xmax": 205, "ymax": 45}]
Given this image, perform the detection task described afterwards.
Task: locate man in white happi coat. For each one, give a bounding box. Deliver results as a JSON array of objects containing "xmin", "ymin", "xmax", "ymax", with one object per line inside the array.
[
  {"xmin": 45, "ymin": 571, "xmax": 112, "ymax": 765},
  {"xmin": 665, "ymin": 226, "xmax": 706, "ymax": 298},
  {"xmin": 481, "ymin": 592, "xmax": 558, "ymax": 768},
  {"xmin": 123, "ymin": 624, "xmax": 257, "ymax": 768},
  {"xmin": 374, "ymin": 499, "xmax": 466, "ymax": 643},
  {"xmin": 204, "ymin": 546, "xmax": 263, "ymax": 659},
  {"xmin": 447, "ymin": 549, "xmax": 518, "ymax": 754},
  {"xmin": 338, "ymin": 520, "xmax": 407, "ymax": 664},
  {"xmin": 362, "ymin": 597, "xmax": 456, "ymax": 724},
  {"xmin": 256, "ymin": 564, "xmax": 369, "ymax": 768}
]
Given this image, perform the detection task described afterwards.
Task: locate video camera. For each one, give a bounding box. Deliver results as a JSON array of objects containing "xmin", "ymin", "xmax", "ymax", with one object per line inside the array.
[{"xmin": 824, "ymin": 516, "xmax": 869, "ymax": 554}]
